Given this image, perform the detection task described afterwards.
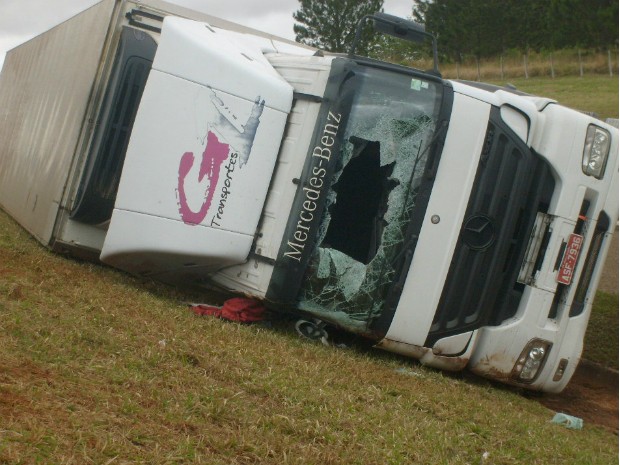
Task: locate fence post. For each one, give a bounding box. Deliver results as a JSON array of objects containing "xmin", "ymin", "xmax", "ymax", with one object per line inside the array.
[
  {"xmin": 523, "ymin": 53, "xmax": 529, "ymax": 79},
  {"xmin": 456, "ymin": 61, "xmax": 460, "ymax": 79},
  {"xmin": 550, "ymin": 52, "xmax": 555, "ymax": 79},
  {"xmin": 578, "ymin": 49, "xmax": 584, "ymax": 78},
  {"xmin": 608, "ymin": 50, "xmax": 613, "ymax": 76},
  {"xmin": 500, "ymin": 54, "xmax": 504, "ymax": 80},
  {"xmin": 476, "ymin": 56, "xmax": 481, "ymax": 81}
]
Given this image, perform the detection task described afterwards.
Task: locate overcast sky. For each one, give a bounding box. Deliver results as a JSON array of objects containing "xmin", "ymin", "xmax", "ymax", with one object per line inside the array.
[{"xmin": 0, "ymin": 0, "xmax": 414, "ymax": 70}]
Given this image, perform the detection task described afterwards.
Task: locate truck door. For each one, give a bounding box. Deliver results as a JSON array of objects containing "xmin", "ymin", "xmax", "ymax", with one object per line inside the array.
[{"xmin": 100, "ymin": 17, "xmax": 293, "ymax": 281}]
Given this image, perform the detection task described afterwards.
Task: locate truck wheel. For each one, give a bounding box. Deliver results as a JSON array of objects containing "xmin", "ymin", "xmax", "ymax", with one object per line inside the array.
[{"xmin": 295, "ymin": 319, "xmax": 328, "ymax": 341}]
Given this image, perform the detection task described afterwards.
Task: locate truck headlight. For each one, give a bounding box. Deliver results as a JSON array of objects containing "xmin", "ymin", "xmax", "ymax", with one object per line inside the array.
[
  {"xmin": 582, "ymin": 125, "xmax": 611, "ymax": 179},
  {"xmin": 512, "ymin": 339, "xmax": 552, "ymax": 383}
]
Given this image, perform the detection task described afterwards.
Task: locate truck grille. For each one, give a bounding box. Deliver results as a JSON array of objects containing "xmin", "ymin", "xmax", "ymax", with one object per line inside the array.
[{"xmin": 425, "ymin": 110, "xmax": 555, "ymax": 347}]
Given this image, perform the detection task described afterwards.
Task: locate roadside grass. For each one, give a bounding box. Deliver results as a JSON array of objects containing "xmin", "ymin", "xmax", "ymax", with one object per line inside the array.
[
  {"xmin": 442, "ymin": 49, "xmax": 618, "ymax": 81},
  {"xmin": 408, "ymin": 49, "xmax": 618, "ymax": 82},
  {"xmin": 407, "ymin": 60, "xmax": 618, "ymax": 119},
  {"xmin": 1, "ymin": 212, "xmax": 618, "ymax": 462},
  {"xmin": 584, "ymin": 291, "xmax": 619, "ymax": 371},
  {"xmin": 486, "ymin": 75, "xmax": 619, "ymax": 120}
]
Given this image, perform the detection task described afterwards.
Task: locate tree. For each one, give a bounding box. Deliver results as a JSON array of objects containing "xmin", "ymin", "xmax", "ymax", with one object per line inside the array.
[
  {"xmin": 550, "ymin": 0, "xmax": 619, "ymax": 49},
  {"xmin": 414, "ymin": 0, "xmax": 513, "ymax": 61},
  {"xmin": 413, "ymin": 0, "xmax": 618, "ymax": 61},
  {"xmin": 293, "ymin": 0, "xmax": 384, "ymax": 55}
]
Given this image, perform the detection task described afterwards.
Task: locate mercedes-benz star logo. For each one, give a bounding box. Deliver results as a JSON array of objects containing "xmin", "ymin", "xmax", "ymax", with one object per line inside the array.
[{"xmin": 462, "ymin": 215, "xmax": 495, "ymax": 251}]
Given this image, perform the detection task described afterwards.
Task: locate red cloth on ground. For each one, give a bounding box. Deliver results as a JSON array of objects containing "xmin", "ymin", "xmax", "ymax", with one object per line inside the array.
[{"xmin": 191, "ymin": 297, "xmax": 266, "ymax": 323}]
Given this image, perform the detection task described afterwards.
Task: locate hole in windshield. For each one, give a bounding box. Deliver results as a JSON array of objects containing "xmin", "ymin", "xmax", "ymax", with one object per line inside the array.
[
  {"xmin": 293, "ymin": 65, "xmax": 443, "ymax": 333},
  {"xmin": 323, "ymin": 138, "xmax": 397, "ymax": 264}
]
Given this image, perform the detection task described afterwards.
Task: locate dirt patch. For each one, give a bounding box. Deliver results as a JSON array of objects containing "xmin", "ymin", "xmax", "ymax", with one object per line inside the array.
[
  {"xmin": 529, "ymin": 230, "xmax": 618, "ymax": 433},
  {"xmin": 0, "ymin": 361, "xmax": 56, "ymax": 419},
  {"xmin": 532, "ymin": 361, "xmax": 618, "ymax": 433}
]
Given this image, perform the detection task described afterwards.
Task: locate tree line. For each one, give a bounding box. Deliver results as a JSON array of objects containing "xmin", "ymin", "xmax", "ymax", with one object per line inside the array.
[
  {"xmin": 293, "ymin": 0, "xmax": 618, "ymax": 62},
  {"xmin": 413, "ymin": 0, "xmax": 618, "ymax": 62}
]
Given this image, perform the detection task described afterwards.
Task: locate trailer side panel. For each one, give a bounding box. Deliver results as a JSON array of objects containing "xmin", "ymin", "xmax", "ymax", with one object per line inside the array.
[{"xmin": 0, "ymin": 0, "xmax": 116, "ymax": 244}]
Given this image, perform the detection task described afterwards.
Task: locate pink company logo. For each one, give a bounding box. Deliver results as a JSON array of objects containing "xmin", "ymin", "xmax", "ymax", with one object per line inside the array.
[{"xmin": 176, "ymin": 93, "xmax": 264, "ymax": 226}]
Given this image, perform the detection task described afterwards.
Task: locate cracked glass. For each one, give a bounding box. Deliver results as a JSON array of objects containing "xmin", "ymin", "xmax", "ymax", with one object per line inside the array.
[{"xmin": 297, "ymin": 67, "xmax": 442, "ymax": 333}]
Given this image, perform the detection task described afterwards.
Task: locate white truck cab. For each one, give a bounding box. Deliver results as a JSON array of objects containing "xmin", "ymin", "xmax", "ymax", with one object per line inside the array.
[{"xmin": 0, "ymin": 1, "xmax": 616, "ymax": 393}]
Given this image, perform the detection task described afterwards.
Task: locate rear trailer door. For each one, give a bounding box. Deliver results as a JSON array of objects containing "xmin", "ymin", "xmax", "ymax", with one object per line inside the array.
[{"xmin": 101, "ymin": 17, "xmax": 293, "ymax": 279}]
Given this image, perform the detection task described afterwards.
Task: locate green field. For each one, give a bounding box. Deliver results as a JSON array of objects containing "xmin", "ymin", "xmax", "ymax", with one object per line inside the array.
[
  {"xmin": 410, "ymin": 51, "xmax": 619, "ymax": 119},
  {"xmin": 0, "ymin": 215, "xmax": 617, "ymax": 461},
  {"xmin": 488, "ymin": 75, "xmax": 619, "ymax": 119},
  {"xmin": 583, "ymin": 291, "xmax": 619, "ymax": 370}
]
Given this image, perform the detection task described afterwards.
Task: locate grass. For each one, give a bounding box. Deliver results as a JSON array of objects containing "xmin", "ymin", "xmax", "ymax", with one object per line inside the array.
[
  {"xmin": 486, "ymin": 75, "xmax": 619, "ymax": 120},
  {"xmin": 438, "ymin": 49, "xmax": 618, "ymax": 82},
  {"xmin": 583, "ymin": 291, "xmax": 619, "ymax": 370},
  {"xmin": 406, "ymin": 53, "xmax": 619, "ymax": 118},
  {"xmin": 0, "ymin": 211, "xmax": 618, "ymax": 461}
]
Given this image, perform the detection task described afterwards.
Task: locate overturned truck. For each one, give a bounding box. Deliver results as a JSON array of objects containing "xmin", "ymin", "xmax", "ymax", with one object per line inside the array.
[{"xmin": 0, "ymin": 0, "xmax": 617, "ymax": 393}]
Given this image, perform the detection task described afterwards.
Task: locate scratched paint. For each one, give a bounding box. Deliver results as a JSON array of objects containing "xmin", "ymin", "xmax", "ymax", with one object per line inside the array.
[{"xmin": 176, "ymin": 89, "xmax": 265, "ymax": 226}]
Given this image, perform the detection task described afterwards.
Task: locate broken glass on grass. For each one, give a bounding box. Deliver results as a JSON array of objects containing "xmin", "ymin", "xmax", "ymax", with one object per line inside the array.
[{"xmin": 298, "ymin": 106, "xmax": 437, "ymax": 333}]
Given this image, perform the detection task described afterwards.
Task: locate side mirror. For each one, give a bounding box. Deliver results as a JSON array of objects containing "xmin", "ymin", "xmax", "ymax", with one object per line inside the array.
[
  {"xmin": 372, "ymin": 13, "xmax": 426, "ymax": 42},
  {"xmin": 348, "ymin": 13, "xmax": 440, "ymax": 76}
]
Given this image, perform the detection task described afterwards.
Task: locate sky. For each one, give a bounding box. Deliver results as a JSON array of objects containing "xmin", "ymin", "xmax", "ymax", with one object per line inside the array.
[{"xmin": 0, "ymin": 0, "xmax": 414, "ymax": 70}]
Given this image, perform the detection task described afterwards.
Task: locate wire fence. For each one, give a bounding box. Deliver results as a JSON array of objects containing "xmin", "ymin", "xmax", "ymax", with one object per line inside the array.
[{"xmin": 413, "ymin": 48, "xmax": 619, "ymax": 81}]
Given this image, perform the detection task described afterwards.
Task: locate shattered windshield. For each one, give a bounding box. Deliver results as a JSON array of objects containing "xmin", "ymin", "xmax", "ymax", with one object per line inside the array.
[{"xmin": 297, "ymin": 65, "xmax": 443, "ymax": 333}]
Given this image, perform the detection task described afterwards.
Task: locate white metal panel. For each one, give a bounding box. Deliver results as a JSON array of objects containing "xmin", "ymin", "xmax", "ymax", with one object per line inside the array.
[
  {"xmin": 211, "ymin": 55, "xmax": 333, "ymax": 295},
  {"xmin": 500, "ymin": 105, "xmax": 529, "ymax": 142},
  {"xmin": 431, "ymin": 331, "xmax": 474, "ymax": 356},
  {"xmin": 107, "ymin": 70, "xmax": 289, "ymax": 234},
  {"xmin": 101, "ymin": 17, "xmax": 293, "ymax": 277},
  {"xmin": 385, "ymin": 94, "xmax": 491, "ymax": 346},
  {"xmin": 0, "ymin": 0, "xmax": 116, "ymax": 244},
  {"xmin": 152, "ymin": 17, "xmax": 293, "ymax": 113},
  {"xmin": 101, "ymin": 209, "xmax": 251, "ymax": 275}
]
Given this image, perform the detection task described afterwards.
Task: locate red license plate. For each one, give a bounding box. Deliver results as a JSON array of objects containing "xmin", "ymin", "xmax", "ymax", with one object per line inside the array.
[{"xmin": 556, "ymin": 233, "xmax": 584, "ymax": 285}]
